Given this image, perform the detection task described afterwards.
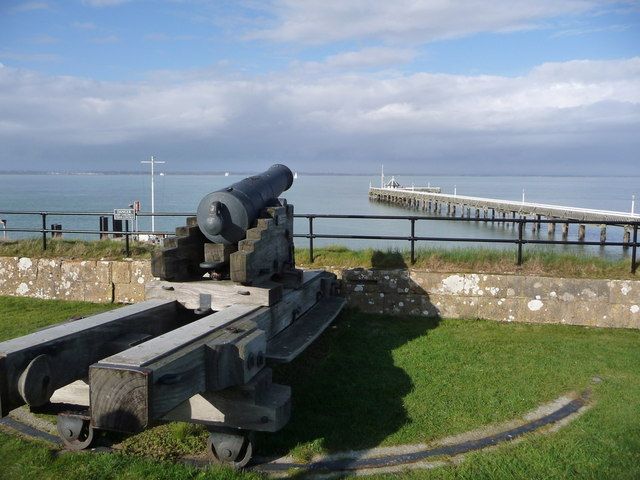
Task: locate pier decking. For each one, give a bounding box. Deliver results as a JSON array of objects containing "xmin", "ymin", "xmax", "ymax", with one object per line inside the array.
[{"xmin": 369, "ymin": 186, "xmax": 640, "ymax": 244}]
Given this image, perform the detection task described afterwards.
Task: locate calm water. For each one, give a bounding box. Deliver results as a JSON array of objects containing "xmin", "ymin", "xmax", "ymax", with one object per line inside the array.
[{"xmin": 0, "ymin": 173, "xmax": 638, "ymax": 258}]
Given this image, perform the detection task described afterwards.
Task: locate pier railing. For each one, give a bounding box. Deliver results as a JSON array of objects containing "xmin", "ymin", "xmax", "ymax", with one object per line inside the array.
[{"xmin": 0, "ymin": 210, "xmax": 638, "ymax": 273}]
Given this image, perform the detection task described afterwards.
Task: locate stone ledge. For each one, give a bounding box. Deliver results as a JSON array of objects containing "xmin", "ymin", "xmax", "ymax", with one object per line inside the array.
[{"xmin": 1, "ymin": 257, "xmax": 639, "ymax": 330}]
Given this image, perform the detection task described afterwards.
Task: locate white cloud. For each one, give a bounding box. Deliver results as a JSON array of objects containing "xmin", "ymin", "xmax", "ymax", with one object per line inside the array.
[
  {"xmin": 10, "ymin": 2, "xmax": 50, "ymax": 12},
  {"xmin": 0, "ymin": 57, "xmax": 638, "ymax": 171},
  {"xmin": 72, "ymin": 21, "xmax": 97, "ymax": 30},
  {"xmin": 90, "ymin": 35, "xmax": 120, "ymax": 44},
  {"xmin": 249, "ymin": 0, "xmax": 610, "ymax": 44},
  {"xmin": 144, "ymin": 33, "xmax": 198, "ymax": 42},
  {"xmin": 0, "ymin": 51, "xmax": 60, "ymax": 62},
  {"xmin": 81, "ymin": 0, "xmax": 130, "ymax": 6},
  {"xmin": 299, "ymin": 47, "xmax": 417, "ymax": 72}
]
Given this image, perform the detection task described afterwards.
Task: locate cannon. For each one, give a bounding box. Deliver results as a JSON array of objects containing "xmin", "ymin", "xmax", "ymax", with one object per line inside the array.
[
  {"xmin": 197, "ymin": 164, "xmax": 293, "ymax": 244},
  {"xmin": 0, "ymin": 165, "xmax": 345, "ymax": 467}
]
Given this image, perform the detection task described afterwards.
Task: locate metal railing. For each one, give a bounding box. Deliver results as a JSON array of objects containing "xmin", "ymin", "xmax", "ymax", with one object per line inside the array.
[
  {"xmin": 0, "ymin": 210, "xmax": 638, "ymax": 273},
  {"xmin": 293, "ymin": 214, "xmax": 639, "ymax": 273}
]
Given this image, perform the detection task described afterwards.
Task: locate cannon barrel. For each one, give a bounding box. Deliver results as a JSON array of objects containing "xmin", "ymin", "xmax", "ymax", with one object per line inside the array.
[{"xmin": 196, "ymin": 164, "xmax": 294, "ymax": 244}]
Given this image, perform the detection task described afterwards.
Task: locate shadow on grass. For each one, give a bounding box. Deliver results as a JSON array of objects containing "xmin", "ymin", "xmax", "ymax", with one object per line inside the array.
[{"xmin": 260, "ymin": 250, "xmax": 439, "ymax": 459}]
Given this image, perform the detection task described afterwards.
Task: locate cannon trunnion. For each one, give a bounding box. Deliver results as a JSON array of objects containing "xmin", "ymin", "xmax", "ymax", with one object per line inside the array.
[{"xmin": 0, "ymin": 165, "xmax": 345, "ymax": 467}]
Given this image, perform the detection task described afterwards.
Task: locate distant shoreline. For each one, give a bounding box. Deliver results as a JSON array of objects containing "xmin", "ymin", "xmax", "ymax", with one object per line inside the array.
[{"xmin": 0, "ymin": 171, "xmax": 637, "ymax": 178}]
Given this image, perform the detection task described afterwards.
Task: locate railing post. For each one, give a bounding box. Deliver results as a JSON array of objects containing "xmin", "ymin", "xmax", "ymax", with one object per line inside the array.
[
  {"xmin": 632, "ymin": 224, "xmax": 638, "ymax": 274},
  {"xmin": 517, "ymin": 220, "xmax": 524, "ymax": 265},
  {"xmin": 125, "ymin": 220, "xmax": 130, "ymax": 257},
  {"xmin": 308, "ymin": 216, "xmax": 314, "ymax": 263},
  {"xmin": 41, "ymin": 212, "xmax": 47, "ymax": 250},
  {"xmin": 410, "ymin": 218, "xmax": 416, "ymax": 264}
]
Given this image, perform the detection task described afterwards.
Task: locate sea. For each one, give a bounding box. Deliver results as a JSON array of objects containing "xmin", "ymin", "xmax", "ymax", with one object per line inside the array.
[{"xmin": 0, "ymin": 173, "xmax": 638, "ymax": 259}]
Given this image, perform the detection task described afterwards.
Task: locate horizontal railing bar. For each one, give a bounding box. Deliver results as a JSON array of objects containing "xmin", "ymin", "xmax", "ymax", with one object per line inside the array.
[
  {"xmin": 292, "ymin": 233, "xmax": 638, "ymax": 248},
  {"xmin": 292, "ymin": 214, "xmax": 639, "ymax": 226},
  {"xmin": 0, "ymin": 211, "xmax": 193, "ymax": 217},
  {"xmin": 3, "ymin": 228, "xmax": 174, "ymax": 235},
  {"xmin": 1, "ymin": 211, "xmax": 638, "ymax": 227}
]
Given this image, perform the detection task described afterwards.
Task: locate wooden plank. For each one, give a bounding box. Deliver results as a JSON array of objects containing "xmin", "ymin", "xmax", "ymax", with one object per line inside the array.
[
  {"xmin": 90, "ymin": 365, "xmax": 151, "ymax": 432},
  {"xmin": 89, "ymin": 305, "xmax": 265, "ymax": 431},
  {"xmin": 89, "ymin": 272, "xmax": 333, "ymax": 432},
  {"xmin": 258, "ymin": 270, "xmax": 332, "ymax": 338},
  {"xmin": 0, "ymin": 299, "xmax": 181, "ymax": 416},
  {"xmin": 49, "ymin": 380, "xmax": 90, "ymax": 407},
  {"xmin": 161, "ymin": 368, "xmax": 291, "ymax": 432},
  {"xmin": 145, "ymin": 279, "xmax": 283, "ymax": 310},
  {"xmin": 266, "ymin": 296, "xmax": 346, "ymax": 363}
]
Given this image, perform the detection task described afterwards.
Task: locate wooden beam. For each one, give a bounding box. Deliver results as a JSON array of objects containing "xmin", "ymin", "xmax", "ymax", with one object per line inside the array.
[
  {"xmin": 0, "ymin": 299, "xmax": 182, "ymax": 416},
  {"xmin": 145, "ymin": 278, "xmax": 283, "ymax": 310},
  {"xmin": 90, "ymin": 271, "xmax": 333, "ymax": 432}
]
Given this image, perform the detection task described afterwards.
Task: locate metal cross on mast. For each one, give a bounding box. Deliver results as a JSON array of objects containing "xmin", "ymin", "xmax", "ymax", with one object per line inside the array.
[{"xmin": 141, "ymin": 155, "xmax": 165, "ymax": 233}]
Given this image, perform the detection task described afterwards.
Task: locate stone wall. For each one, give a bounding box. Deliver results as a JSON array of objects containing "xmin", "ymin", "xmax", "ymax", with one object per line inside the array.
[
  {"xmin": 341, "ymin": 269, "xmax": 640, "ymax": 329},
  {"xmin": 1, "ymin": 256, "xmax": 639, "ymax": 329},
  {"xmin": 0, "ymin": 257, "xmax": 151, "ymax": 303}
]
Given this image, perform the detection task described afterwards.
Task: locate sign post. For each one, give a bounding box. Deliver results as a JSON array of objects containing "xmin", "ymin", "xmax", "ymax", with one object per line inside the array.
[{"xmin": 114, "ymin": 209, "xmax": 135, "ymax": 257}]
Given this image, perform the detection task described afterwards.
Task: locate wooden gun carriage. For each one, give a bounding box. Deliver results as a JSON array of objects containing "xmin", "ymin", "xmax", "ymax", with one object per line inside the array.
[{"xmin": 0, "ymin": 165, "xmax": 345, "ymax": 467}]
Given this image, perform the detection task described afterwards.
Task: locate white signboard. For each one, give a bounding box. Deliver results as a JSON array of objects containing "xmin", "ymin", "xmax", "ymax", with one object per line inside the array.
[{"xmin": 113, "ymin": 208, "xmax": 135, "ymax": 221}]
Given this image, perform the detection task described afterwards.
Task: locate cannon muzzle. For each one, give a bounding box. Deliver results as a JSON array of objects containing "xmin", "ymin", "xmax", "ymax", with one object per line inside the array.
[{"xmin": 196, "ymin": 164, "xmax": 294, "ymax": 244}]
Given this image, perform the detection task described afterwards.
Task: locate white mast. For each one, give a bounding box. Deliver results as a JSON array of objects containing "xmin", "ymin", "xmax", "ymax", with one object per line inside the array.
[
  {"xmin": 381, "ymin": 164, "xmax": 384, "ymax": 188},
  {"xmin": 141, "ymin": 155, "xmax": 165, "ymax": 233}
]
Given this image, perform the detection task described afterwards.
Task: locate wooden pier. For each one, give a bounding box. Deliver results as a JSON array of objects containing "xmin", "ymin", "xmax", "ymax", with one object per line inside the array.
[{"xmin": 369, "ymin": 187, "xmax": 640, "ymax": 244}]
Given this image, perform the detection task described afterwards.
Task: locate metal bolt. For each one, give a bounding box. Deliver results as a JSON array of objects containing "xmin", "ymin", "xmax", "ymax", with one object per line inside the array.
[{"xmin": 222, "ymin": 448, "xmax": 233, "ymax": 459}]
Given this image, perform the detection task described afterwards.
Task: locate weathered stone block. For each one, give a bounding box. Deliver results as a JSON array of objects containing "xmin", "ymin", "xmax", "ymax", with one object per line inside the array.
[
  {"xmin": 384, "ymin": 293, "xmax": 434, "ymax": 316},
  {"xmin": 429, "ymin": 294, "xmax": 479, "ymax": 319},
  {"xmin": 131, "ymin": 260, "xmax": 152, "ymax": 286},
  {"xmin": 608, "ymin": 280, "xmax": 640, "ymax": 305},
  {"xmin": 343, "ymin": 290, "xmax": 384, "ymax": 314},
  {"xmin": 32, "ymin": 258, "xmax": 62, "ymax": 299},
  {"xmin": 475, "ymin": 274, "xmax": 522, "ymax": 298},
  {"xmin": 476, "ymin": 298, "xmax": 521, "ymax": 323},
  {"xmin": 84, "ymin": 282, "xmax": 113, "ymax": 303},
  {"xmin": 558, "ymin": 301, "xmax": 611, "ymax": 328},
  {"xmin": 342, "ymin": 268, "xmax": 376, "ymax": 282},
  {"xmin": 0, "ymin": 257, "xmax": 21, "ymax": 294},
  {"xmin": 96, "ymin": 261, "xmax": 111, "ymax": 284},
  {"xmin": 114, "ymin": 282, "xmax": 145, "ymax": 304},
  {"xmin": 610, "ymin": 304, "xmax": 640, "ymax": 329},
  {"xmin": 521, "ymin": 276, "xmax": 608, "ymax": 302},
  {"xmin": 112, "ymin": 261, "xmax": 131, "ymax": 284},
  {"xmin": 516, "ymin": 297, "xmax": 562, "ymax": 325},
  {"xmin": 408, "ymin": 271, "xmax": 452, "ymax": 293}
]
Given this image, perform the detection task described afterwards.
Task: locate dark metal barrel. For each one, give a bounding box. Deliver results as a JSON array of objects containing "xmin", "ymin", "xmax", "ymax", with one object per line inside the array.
[{"xmin": 197, "ymin": 164, "xmax": 294, "ymax": 244}]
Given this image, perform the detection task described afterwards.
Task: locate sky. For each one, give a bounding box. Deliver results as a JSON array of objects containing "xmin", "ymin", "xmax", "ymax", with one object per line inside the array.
[{"xmin": 0, "ymin": 0, "xmax": 639, "ymax": 174}]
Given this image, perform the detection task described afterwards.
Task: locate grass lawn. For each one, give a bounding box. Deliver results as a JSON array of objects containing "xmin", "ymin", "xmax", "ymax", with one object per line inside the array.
[
  {"xmin": 296, "ymin": 245, "xmax": 636, "ymax": 279},
  {"xmin": 1, "ymin": 239, "xmax": 636, "ymax": 279},
  {"xmin": 1, "ymin": 296, "xmax": 639, "ymax": 479},
  {"xmin": 0, "ymin": 238, "xmax": 156, "ymax": 260}
]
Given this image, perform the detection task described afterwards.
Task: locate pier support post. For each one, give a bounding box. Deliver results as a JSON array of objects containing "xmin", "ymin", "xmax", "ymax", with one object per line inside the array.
[
  {"xmin": 491, "ymin": 209, "xmax": 495, "ymax": 221},
  {"xmin": 447, "ymin": 203, "xmax": 451, "ymax": 216},
  {"xmin": 483, "ymin": 208, "xmax": 488, "ymax": 223},
  {"xmin": 548, "ymin": 221, "xmax": 556, "ymax": 236},
  {"xmin": 531, "ymin": 218, "xmax": 537, "ymax": 233},
  {"xmin": 562, "ymin": 223, "xmax": 569, "ymax": 239},
  {"xmin": 452, "ymin": 205, "xmax": 456, "ymax": 216},
  {"xmin": 512, "ymin": 211, "xmax": 516, "ymax": 225},
  {"xmin": 578, "ymin": 224, "xmax": 586, "ymax": 242},
  {"xmin": 600, "ymin": 225, "xmax": 607, "ymax": 245},
  {"xmin": 624, "ymin": 227, "xmax": 631, "ymax": 250},
  {"xmin": 475, "ymin": 208, "xmax": 480, "ymax": 219}
]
